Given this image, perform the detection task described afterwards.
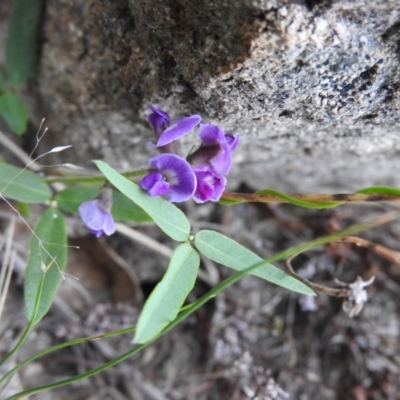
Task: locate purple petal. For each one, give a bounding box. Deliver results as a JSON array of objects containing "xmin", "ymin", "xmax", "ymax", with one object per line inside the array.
[
  {"xmin": 156, "ymin": 115, "xmax": 201, "ymax": 147},
  {"xmin": 198, "ymin": 124, "xmax": 225, "ymax": 144},
  {"xmin": 139, "ymin": 172, "xmax": 171, "ymax": 197},
  {"xmin": 102, "ymin": 213, "xmax": 116, "ymax": 235},
  {"xmin": 225, "ymin": 134, "xmax": 239, "ymax": 152},
  {"xmin": 143, "ymin": 154, "xmax": 196, "ymax": 202},
  {"xmin": 139, "ymin": 171, "xmax": 164, "ymax": 190},
  {"xmin": 78, "ymin": 200, "xmax": 115, "ymax": 237},
  {"xmin": 194, "ymin": 124, "xmax": 233, "ymax": 174},
  {"xmin": 91, "ymin": 228, "xmax": 104, "ymax": 238},
  {"xmin": 148, "ymin": 105, "xmax": 170, "ymax": 136},
  {"xmin": 192, "ymin": 166, "xmax": 226, "ymax": 203},
  {"xmin": 210, "ymin": 147, "xmax": 231, "ymax": 175}
]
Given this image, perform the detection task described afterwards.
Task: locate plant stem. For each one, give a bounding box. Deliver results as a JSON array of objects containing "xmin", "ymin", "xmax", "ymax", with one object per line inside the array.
[
  {"xmin": 222, "ymin": 191, "xmax": 400, "ymax": 204},
  {"xmin": 0, "ymin": 326, "xmax": 136, "ymax": 389},
  {"xmin": 0, "ymin": 272, "xmax": 46, "ymax": 368},
  {"xmin": 45, "ymin": 170, "xmax": 147, "ymax": 185},
  {"xmin": 6, "ymin": 212, "xmax": 397, "ymax": 399}
]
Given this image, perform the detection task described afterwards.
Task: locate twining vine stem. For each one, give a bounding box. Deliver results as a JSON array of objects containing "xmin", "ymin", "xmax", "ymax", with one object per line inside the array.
[{"xmin": 222, "ymin": 192, "xmax": 400, "ymax": 204}]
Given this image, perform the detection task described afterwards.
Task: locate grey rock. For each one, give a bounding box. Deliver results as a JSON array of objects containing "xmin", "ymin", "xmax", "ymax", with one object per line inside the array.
[{"xmin": 31, "ymin": 0, "xmax": 400, "ymax": 192}]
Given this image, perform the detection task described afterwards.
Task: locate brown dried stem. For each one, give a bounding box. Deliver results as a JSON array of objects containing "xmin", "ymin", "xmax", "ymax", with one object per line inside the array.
[{"xmin": 222, "ymin": 191, "xmax": 400, "ymax": 204}]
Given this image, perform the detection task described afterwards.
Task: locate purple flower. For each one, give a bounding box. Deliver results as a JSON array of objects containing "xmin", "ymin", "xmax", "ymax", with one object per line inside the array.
[
  {"xmin": 187, "ymin": 124, "xmax": 239, "ymax": 175},
  {"xmin": 148, "ymin": 105, "xmax": 170, "ymax": 136},
  {"xmin": 78, "ymin": 188, "xmax": 115, "ymax": 237},
  {"xmin": 225, "ymin": 134, "xmax": 240, "ymax": 152},
  {"xmin": 148, "ymin": 105, "xmax": 201, "ymax": 149},
  {"xmin": 192, "ymin": 165, "xmax": 226, "ymax": 203},
  {"xmin": 139, "ymin": 153, "xmax": 196, "ymax": 203}
]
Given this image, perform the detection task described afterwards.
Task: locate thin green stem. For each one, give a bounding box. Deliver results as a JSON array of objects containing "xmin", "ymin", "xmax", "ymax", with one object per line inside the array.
[
  {"xmin": 0, "ymin": 272, "xmax": 46, "ymax": 368},
  {"xmin": 45, "ymin": 170, "xmax": 147, "ymax": 185},
  {"xmin": 7, "ymin": 212, "xmax": 396, "ymax": 399},
  {"xmin": 0, "ymin": 325, "xmax": 136, "ymax": 388},
  {"xmin": 222, "ymin": 189, "xmax": 400, "ymax": 207}
]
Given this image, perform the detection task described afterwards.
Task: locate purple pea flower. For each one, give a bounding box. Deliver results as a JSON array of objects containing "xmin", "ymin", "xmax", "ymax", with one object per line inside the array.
[
  {"xmin": 187, "ymin": 124, "xmax": 239, "ymax": 175},
  {"xmin": 148, "ymin": 105, "xmax": 170, "ymax": 137},
  {"xmin": 192, "ymin": 165, "xmax": 226, "ymax": 203},
  {"xmin": 148, "ymin": 105, "xmax": 201, "ymax": 149},
  {"xmin": 139, "ymin": 153, "xmax": 196, "ymax": 203},
  {"xmin": 225, "ymin": 133, "xmax": 240, "ymax": 152},
  {"xmin": 78, "ymin": 188, "xmax": 115, "ymax": 237}
]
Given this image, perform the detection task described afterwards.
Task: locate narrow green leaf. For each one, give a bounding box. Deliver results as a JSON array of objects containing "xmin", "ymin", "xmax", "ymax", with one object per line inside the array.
[
  {"xmin": 257, "ymin": 188, "xmax": 342, "ymax": 209},
  {"xmin": 0, "ymin": 164, "xmax": 51, "ymax": 203},
  {"xmin": 112, "ymin": 191, "xmax": 153, "ymax": 222},
  {"xmin": 195, "ymin": 230, "xmax": 314, "ymax": 295},
  {"xmin": 0, "ymin": 92, "xmax": 28, "ymax": 134},
  {"xmin": 94, "ymin": 160, "xmax": 190, "ymax": 241},
  {"xmin": 16, "ymin": 202, "xmax": 31, "ymax": 217},
  {"xmin": 134, "ymin": 243, "xmax": 199, "ymax": 344},
  {"xmin": 357, "ymin": 186, "xmax": 400, "ymax": 196},
  {"xmin": 24, "ymin": 209, "xmax": 67, "ymax": 324},
  {"xmin": 0, "ymin": 65, "xmax": 6, "ymax": 89},
  {"xmin": 218, "ymin": 197, "xmax": 242, "ymax": 205},
  {"xmin": 6, "ymin": 0, "xmax": 43, "ymax": 87},
  {"xmin": 56, "ymin": 186, "xmax": 153, "ymax": 223}
]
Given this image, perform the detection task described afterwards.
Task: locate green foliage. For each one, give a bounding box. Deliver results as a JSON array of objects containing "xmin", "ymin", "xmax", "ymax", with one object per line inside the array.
[
  {"xmin": 0, "ymin": 91, "xmax": 28, "ymax": 134},
  {"xmin": 195, "ymin": 230, "xmax": 315, "ymax": 295},
  {"xmin": 56, "ymin": 187, "xmax": 98, "ymax": 212},
  {"xmin": 5, "ymin": 213, "xmax": 386, "ymax": 398},
  {"xmin": 257, "ymin": 188, "xmax": 342, "ymax": 209},
  {"xmin": 56, "ymin": 186, "xmax": 152, "ymax": 223},
  {"xmin": 0, "ymin": 66, "xmax": 6, "ymax": 89},
  {"xmin": 6, "ymin": 0, "xmax": 43, "ymax": 88},
  {"xmin": 0, "ymin": 164, "xmax": 51, "ymax": 203},
  {"xmin": 218, "ymin": 198, "xmax": 241, "ymax": 205},
  {"xmin": 357, "ymin": 186, "xmax": 400, "ymax": 196},
  {"xmin": 112, "ymin": 191, "xmax": 153, "ymax": 222},
  {"xmin": 24, "ymin": 209, "xmax": 67, "ymax": 324},
  {"xmin": 134, "ymin": 243, "xmax": 200, "ymax": 344},
  {"xmin": 94, "ymin": 160, "xmax": 191, "ymax": 241}
]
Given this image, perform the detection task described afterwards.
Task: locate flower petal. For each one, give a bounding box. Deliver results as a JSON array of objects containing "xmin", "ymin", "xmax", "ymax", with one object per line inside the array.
[
  {"xmin": 148, "ymin": 180, "xmax": 170, "ymax": 197},
  {"xmin": 156, "ymin": 115, "xmax": 201, "ymax": 147},
  {"xmin": 78, "ymin": 200, "xmax": 106, "ymax": 231},
  {"xmin": 192, "ymin": 166, "xmax": 226, "ymax": 203},
  {"xmin": 148, "ymin": 105, "xmax": 170, "ymax": 136},
  {"xmin": 225, "ymin": 134, "xmax": 239, "ymax": 152},
  {"xmin": 198, "ymin": 123, "xmax": 225, "ymax": 144},
  {"xmin": 139, "ymin": 171, "xmax": 164, "ymax": 191},
  {"xmin": 191, "ymin": 124, "xmax": 233, "ymax": 174},
  {"xmin": 143, "ymin": 154, "xmax": 197, "ymax": 202},
  {"xmin": 102, "ymin": 212, "xmax": 116, "ymax": 236},
  {"xmin": 79, "ymin": 199, "xmax": 115, "ymax": 237}
]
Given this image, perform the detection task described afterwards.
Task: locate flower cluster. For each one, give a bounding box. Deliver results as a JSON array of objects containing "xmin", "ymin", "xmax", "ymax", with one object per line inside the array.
[
  {"xmin": 140, "ymin": 105, "xmax": 239, "ymax": 203},
  {"xmin": 78, "ymin": 106, "xmax": 238, "ymax": 237}
]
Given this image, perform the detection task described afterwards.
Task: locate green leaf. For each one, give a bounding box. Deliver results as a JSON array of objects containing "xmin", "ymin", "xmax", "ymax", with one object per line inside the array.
[
  {"xmin": 134, "ymin": 243, "xmax": 199, "ymax": 344},
  {"xmin": 56, "ymin": 186, "xmax": 99, "ymax": 213},
  {"xmin": 357, "ymin": 186, "xmax": 400, "ymax": 196},
  {"xmin": 0, "ymin": 65, "xmax": 6, "ymax": 90},
  {"xmin": 218, "ymin": 197, "xmax": 242, "ymax": 205},
  {"xmin": 257, "ymin": 188, "xmax": 342, "ymax": 209},
  {"xmin": 16, "ymin": 202, "xmax": 31, "ymax": 217},
  {"xmin": 94, "ymin": 160, "xmax": 190, "ymax": 241},
  {"xmin": 112, "ymin": 191, "xmax": 153, "ymax": 223},
  {"xmin": 0, "ymin": 164, "xmax": 51, "ymax": 203},
  {"xmin": 24, "ymin": 209, "xmax": 67, "ymax": 324},
  {"xmin": 0, "ymin": 92, "xmax": 28, "ymax": 134},
  {"xmin": 195, "ymin": 230, "xmax": 314, "ymax": 295},
  {"xmin": 56, "ymin": 186, "xmax": 153, "ymax": 223},
  {"xmin": 6, "ymin": 0, "xmax": 43, "ymax": 87}
]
